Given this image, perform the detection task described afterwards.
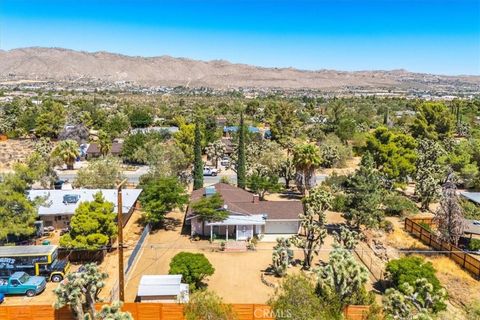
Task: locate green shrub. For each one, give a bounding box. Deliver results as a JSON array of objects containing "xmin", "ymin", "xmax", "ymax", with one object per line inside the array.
[
  {"xmin": 169, "ymin": 252, "xmax": 215, "ymax": 290},
  {"xmin": 386, "ymin": 256, "xmax": 446, "ymax": 312},
  {"xmin": 331, "ymin": 193, "xmax": 348, "ymax": 212},
  {"xmin": 469, "ymin": 239, "xmax": 480, "ymax": 251},
  {"xmin": 386, "ymin": 256, "xmax": 442, "ymax": 292},
  {"xmin": 462, "ymin": 199, "xmax": 480, "ymax": 220},
  {"xmin": 383, "ymin": 193, "xmax": 418, "ymax": 216}
]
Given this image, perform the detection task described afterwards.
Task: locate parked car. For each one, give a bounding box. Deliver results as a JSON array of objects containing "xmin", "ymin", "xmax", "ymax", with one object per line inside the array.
[
  {"xmin": 220, "ymin": 157, "xmax": 230, "ymax": 166},
  {"xmin": 203, "ymin": 167, "xmax": 219, "ymax": 176},
  {"xmin": 0, "ymin": 272, "xmax": 46, "ymax": 297},
  {"xmin": 0, "ymin": 292, "xmax": 4, "ymax": 304},
  {"xmin": 54, "ymin": 180, "xmax": 66, "ymax": 190}
]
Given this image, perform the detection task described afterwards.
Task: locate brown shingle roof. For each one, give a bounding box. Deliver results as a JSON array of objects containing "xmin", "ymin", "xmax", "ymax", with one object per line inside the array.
[{"xmin": 188, "ymin": 183, "xmax": 302, "ymax": 220}]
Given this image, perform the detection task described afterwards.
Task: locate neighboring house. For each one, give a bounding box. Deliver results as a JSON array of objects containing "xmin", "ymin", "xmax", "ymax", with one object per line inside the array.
[
  {"xmin": 136, "ymin": 275, "xmax": 189, "ymax": 303},
  {"xmin": 186, "ymin": 183, "xmax": 302, "ymax": 241},
  {"xmin": 86, "ymin": 142, "xmax": 123, "ymax": 159},
  {"xmin": 131, "ymin": 126, "xmax": 179, "ymax": 135},
  {"xmin": 221, "ymin": 138, "xmax": 234, "ymax": 155},
  {"xmin": 27, "ymin": 189, "xmax": 142, "ymax": 229},
  {"xmin": 223, "ymin": 126, "xmax": 260, "ymax": 138}
]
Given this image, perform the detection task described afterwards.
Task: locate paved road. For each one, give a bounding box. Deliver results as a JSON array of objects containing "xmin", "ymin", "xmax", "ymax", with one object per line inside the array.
[
  {"xmin": 204, "ymin": 173, "xmax": 328, "ymax": 186},
  {"xmin": 56, "ymin": 163, "xmax": 328, "ymax": 188},
  {"xmin": 56, "ymin": 165, "xmax": 149, "ymax": 185}
]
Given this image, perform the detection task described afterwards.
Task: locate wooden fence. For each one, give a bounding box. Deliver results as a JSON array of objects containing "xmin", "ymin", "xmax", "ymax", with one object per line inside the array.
[
  {"xmin": 0, "ymin": 303, "xmax": 370, "ymax": 320},
  {"xmin": 404, "ymin": 217, "xmax": 480, "ymax": 279}
]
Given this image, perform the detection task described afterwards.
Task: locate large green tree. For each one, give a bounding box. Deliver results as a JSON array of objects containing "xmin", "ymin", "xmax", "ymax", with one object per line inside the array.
[
  {"xmin": 193, "ymin": 120, "xmax": 204, "ymax": 190},
  {"xmin": 343, "ymin": 153, "xmax": 384, "ymax": 229},
  {"xmin": 59, "ymin": 192, "xmax": 117, "ymax": 249},
  {"xmin": 139, "ymin": 177, "xmax": 188, "ymax": 227},
  {"xmin": 236, "ymin": 112, "xmax": 247, "ymax": 189},
  {"xmin": 365, "ymin": 127, "xmax": 417, "ymax": 186},
  {"xmin": 410, "ymin": 102, "xmax": 454, "ymax": 140},
  {"xmin": 190, "ymin": 193, "xmax": 227, "ymax": 222},
  {"xmin": 0, "ymin": 174, "xmax": 37, "ymax": 242},
  {"xmin": 74, "ymin": 157, "xmax": 124, "ymax": 189},
  {"xmin": 35, "ymin": 100, "xmax": 66, "ymax": 138}
]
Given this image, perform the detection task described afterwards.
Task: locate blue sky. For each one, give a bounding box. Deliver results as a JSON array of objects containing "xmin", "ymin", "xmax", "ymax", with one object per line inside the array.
[{"xmin": 0, "ymin": 0, "xmax": 479, "ymax": 75}]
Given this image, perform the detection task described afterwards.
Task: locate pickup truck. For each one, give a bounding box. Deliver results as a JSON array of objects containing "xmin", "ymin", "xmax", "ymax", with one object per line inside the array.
[
  {"xmin": 203, "ymin": 167, "xmax": 219, "ymax": 176},
  {"xmin": 0, "ymin": 272, "xmax": 46, "ymax": 297}
]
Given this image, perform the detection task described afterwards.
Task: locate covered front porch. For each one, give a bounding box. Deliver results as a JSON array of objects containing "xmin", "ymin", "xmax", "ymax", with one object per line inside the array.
[{"xmin": 206, "ymin": 215, "xmax": 265, "ymax": 241}]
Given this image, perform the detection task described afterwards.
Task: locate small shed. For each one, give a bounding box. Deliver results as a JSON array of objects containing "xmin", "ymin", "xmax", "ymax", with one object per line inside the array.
[{"xmin": 137, "ymin": 275, "xmax": 189, "ymax": 303}]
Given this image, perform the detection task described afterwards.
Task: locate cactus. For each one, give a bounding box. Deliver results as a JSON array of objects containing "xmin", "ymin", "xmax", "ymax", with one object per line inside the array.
[
  {"xmin": 291, "ymin": 186, "xmax": 331, "ymax": 269},
  {"xmin": 272, "ymin": 238, "xmax": 294, "ymax": 277},
  {"xmin": 317, "ymin": 247, "xmax": 369, "ymax": 308},
  {"xmin": 96, "ymin": 302, "xmax": 133, "ymax": 320},
  {"xmin": 333, "ymin": 226, "xmax": 363, "ymax": 250},
  {"xmin": 383, "ymin": 278, "xmax": 447, "ymax": 320},
  {"xmin": 54, "ymin": 263, "xmax": 108, "ymax": 320}
]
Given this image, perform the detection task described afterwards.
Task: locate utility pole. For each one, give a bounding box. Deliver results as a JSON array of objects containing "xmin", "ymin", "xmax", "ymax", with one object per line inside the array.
[{"xmin": 116, "ymin": 179, "xmax": 128, "ymax": 302}]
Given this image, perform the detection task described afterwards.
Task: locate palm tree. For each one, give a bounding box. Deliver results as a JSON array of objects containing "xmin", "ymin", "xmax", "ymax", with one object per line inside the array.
[
  {"xmin": 53, "ymin": 139, "xmax": 80, "ymax": 170},
  {"xmin": 293, "ymin": 143, "xmax": 322, "ymax": 195},
  {"xmin": 98, "ymin": 130, "xmax": 111, "ymax": 157}
]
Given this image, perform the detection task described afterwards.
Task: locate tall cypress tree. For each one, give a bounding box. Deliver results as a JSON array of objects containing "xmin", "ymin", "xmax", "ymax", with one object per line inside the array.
[
  {"xmin": 193, "ymin": 120, "xmax": 204, "ymax": 190},
  {"xmin": 237, "ymin": 112, "xmax": 246, "ymax": 189}
]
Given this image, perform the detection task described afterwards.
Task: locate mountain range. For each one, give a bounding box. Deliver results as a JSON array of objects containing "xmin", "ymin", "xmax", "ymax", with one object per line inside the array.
[{"xmin": 0, "ymin": 47, "xmax": 478, "ymax": 92}]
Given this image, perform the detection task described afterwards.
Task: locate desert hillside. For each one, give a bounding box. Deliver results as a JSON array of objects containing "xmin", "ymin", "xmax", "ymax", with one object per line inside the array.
[{"xmin": 0, "ymin": 47, "xmax": 478, "ymax": 91}]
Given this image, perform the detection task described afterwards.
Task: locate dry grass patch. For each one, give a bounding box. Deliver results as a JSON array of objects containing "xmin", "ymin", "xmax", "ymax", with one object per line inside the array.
[
  {"xmin": 386, "ymin": 223, "xmax": 428, "ymax": 251},
  {"xmin": 424, "ymin": 255, "xmax": 480, "ymax": 307}
]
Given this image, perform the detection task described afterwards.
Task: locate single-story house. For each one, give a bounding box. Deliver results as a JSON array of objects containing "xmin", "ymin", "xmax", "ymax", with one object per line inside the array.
[
  {"xmin": 137, "ymin": 275, "xmax": 189, "ymax": 303},
  {"xmin": 86, "ymin": 142, "xmax": 123, "ymax": 159},
  {"xmin": 461, "ymin": 192, "xmax": 480, "ymax": 206},
  {"xmin": 186, "ymin": 183, "xmax": 303, "ymax": 241},
  {"xmin": 27, "ymin": 189, "xmax": 142, "ymax": 229},
  {"xmin": 131, "ymin": 126, "xmax": 179, "ymax": 135}
]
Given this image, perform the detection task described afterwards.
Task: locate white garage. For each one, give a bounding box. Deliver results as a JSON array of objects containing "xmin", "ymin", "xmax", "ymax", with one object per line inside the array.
[{"xmin": 265, "ymin": 220, "xmax": 300, "ymax": 234}]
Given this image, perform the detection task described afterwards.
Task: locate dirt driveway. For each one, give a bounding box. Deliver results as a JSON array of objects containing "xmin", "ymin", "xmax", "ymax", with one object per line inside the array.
[{"xmin": 124, "ymin": 209, "xmax": 347, "ymax": 303}]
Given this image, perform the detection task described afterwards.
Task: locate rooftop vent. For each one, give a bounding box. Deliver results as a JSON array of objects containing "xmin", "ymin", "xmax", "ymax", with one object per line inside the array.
[
  {"xmin": 205, "ymin": 186, "xmax": 216, "ymax": 197},
  {"xmin": 63, "ymin": 194, "xmax": 80, "ymax": 204}
]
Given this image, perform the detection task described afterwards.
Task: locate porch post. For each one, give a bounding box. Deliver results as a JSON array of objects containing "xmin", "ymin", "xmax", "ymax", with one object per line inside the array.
[
  {"xmin": 210, "ymin": 225, "xmax": 213, "ymax": 241},
  {"xmin": 226, "ymin": 226, "xmax": 229, "ymax": 241}
]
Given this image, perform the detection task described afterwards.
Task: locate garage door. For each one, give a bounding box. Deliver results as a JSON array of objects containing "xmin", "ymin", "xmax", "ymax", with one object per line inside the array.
[{"xmin": 265, "ymin": 220, "xmax": 299, "ymax": 234}]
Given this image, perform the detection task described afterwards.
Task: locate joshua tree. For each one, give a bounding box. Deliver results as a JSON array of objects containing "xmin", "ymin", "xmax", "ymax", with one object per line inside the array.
[
  {"xmin": 316, "ymin": 247, "xmax": 370, "ymax": 309},
  {"xmin": 415, "ymin": 139, "xmax": 445, "ymax": 211},
  {"xmin": 383, "ymin": 278, "xmax": 447, "ymax": 320},
  {"xmin": 53, "ymin": 139, "xmax": 80, "ymax": 170},
  {"xmin": 434, "ymin": 173, "xmax": 465, "ymax": 246},
  {"xmin": 54, "ymin": 263, "xmax": 108, "ymax": 319},
  {"xmin": 271, "ymin": 238, "xmax": 294, "ymax": 277},
  {"xmin": 291, "ymin": 186, "xmax": 331, "ymax": 269},
  {"xmin": 96, "ymin": 302, "xmax": 133, "ymax": 320},
  {"xmin": 293, "ymin": 143, "xmax": 322, "ymax": 195},
  {"xmin": 333, "ymin": 226, "xmax": 363, "ymax": 250},
  {"xmin": 205, "ymin": 140, "xmax": 226, "ymax": 168}
]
